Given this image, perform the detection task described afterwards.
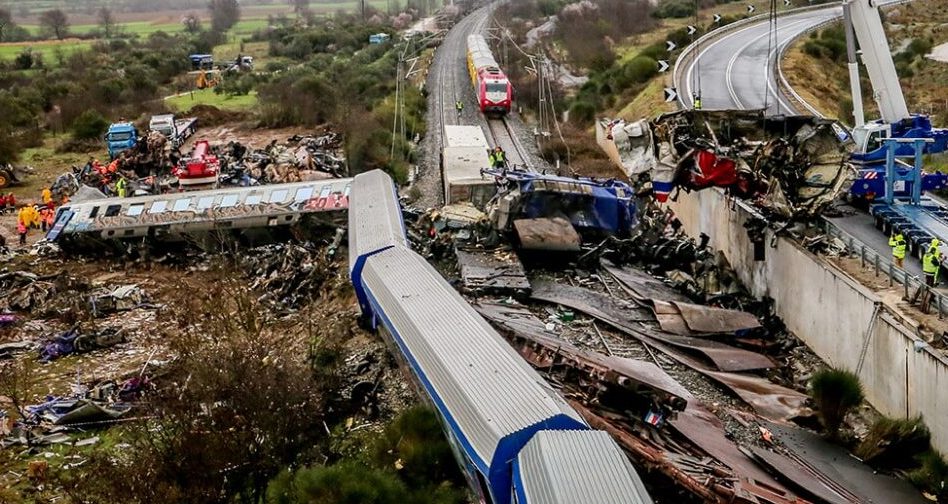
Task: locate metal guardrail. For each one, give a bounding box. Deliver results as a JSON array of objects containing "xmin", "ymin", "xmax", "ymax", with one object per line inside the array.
[{"xmin": 821, "ymin": 217, "xmax": 948, "ymax": 318}]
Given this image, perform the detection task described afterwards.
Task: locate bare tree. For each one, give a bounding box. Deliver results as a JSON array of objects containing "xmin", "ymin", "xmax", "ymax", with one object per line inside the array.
[
  {"xmin": 182, "ymin": 13, "xmax": 203, "ymax": 33},
  {"xmin": 97, "ymin": 6, "xmax": 117, "ymax": 38},
  {"xmin": 292, "ymin": 0, "xmax": 311, "ymax": 16},
  {"xmin": 39, "ymin": 9, "xmax": 70, "ymax": 40},
  {"xmin": 208, "ymin": 0, "xmax": 240, "ymax": 32},
  {"xmin": 0, "ymin": 8, "xmax": 11, "ymax": 42}
]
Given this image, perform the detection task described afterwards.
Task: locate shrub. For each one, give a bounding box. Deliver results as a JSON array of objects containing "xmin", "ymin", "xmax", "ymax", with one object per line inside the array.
[
  {"xmin": 907, "ymin": 450, "xmax": 948, "ymax": 501},
  {"xmin": 809, "ymin": 368, "xmax": 864, "ymax": 438},
  {"xmin": 855, "ymin": 416, "xmax": 930, "ymax": 468},
  {"xmin": 569, "ymin": 100, "xmax": 596, "ymax": 125},
  {"xmin": 654, "ymin": 0, "xmax": 696, "ymax": 18},
  {"xmin": 70, "ymin": 109, "xmax": 109, "ymax": 140},
  {"xmin": 624, "ymin": 56, "xmax": 658, "ymax": 85}
]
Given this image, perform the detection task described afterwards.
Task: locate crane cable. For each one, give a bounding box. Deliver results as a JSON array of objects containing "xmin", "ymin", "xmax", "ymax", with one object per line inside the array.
[
  {"xmin": 763, "ymin": 0, "xmax": 779, "ymax": 113},
  {"xmin": 692, "ymin": 0, "xmax": 701, "ymax": 109}
]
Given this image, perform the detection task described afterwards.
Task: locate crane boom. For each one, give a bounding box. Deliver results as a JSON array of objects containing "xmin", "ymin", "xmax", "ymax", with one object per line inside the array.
[{"xmin": 846, "ymin": 0, "xmax": 909, "ymax": 123}]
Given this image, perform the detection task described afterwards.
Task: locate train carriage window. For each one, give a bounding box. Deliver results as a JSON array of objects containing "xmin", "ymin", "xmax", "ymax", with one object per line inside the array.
[
  {"xmin": 89, "ymin": 206, "xmax": 100, "ymax": 218},
  {"xmin": 319, "ymin": 185, "xmax": 332, "ymax": 198},
  {"xmin": 127, "ymin": 204, "xmax": 145, "ymax": 216},
  {"xmin": 148, "ymin": 200, "xmax": 168, "ymax": 214},
  {"xmin": 294, "ymin": 187, "xmax": 314, "ymax": 202},
  {"xmin": 172, "ymin": 198, "xmax": 192, "ymax": 212},
  {"xmin": 269, "ymin": 189, "xmax": 288, "ymax": 203},
  {"xmin": 246, "ymin": 194, "xmax": 263, "ymax": 205},
  {"xmin": 220, "ymin": 194, "xmax": 239, "ymax": 207},
  {"xmin": 105, "ymin": 205, "xmax": 122, "ymax": 217},
  {"xmin": 197, "ymin": 196, "xmax": 215, "ymax": 210}
]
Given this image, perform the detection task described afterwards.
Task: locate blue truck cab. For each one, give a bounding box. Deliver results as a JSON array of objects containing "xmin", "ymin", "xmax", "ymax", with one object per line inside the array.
[{"xmin": 105, "ymin": 122, "xmax": 138, "ymax": 160}]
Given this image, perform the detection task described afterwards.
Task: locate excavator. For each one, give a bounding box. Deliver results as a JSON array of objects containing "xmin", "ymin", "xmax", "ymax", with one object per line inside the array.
[{"xmin": 195, "ymin": 69, "xmax": 222, "ymax": 89}]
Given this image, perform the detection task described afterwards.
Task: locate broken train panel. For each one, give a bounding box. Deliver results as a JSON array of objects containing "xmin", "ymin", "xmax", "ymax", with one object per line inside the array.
[{"xmin": 605, "ymin": 110, "xmax": 852, "ymax": 219}]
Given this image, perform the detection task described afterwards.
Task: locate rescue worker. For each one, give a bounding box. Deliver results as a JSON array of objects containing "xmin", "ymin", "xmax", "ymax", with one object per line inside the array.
[
  {"xmin": 490, "ymin": 146, "xmax": 506, "ymax": 169},
  {"xmin": 7, "ymin": 193, "xmax": 15, "ymax": 208},
  {"xmin": 889, "ymin": 231, "xmax": 907, "ymax": 268},
  {"xmin": 924, "ymin": 248, "xmax": 940, "ymax": 286},
  {"xmin": 41, "ymin": 187, "xmax": 52, "ymax": 205},
  {"xmin": 455, "ymin": 100, "xmax": 463, "ymax": 118},
  {"xmin": 39, "ymin": 207, "xmax": 49, "ymax": 233},
  {"xmin": 16, "ymin": 221, "xmax": 26, "ymax": 246},
  {"xmin": 694, "ymin": 94, "xmax": 702, "ymax": 110},
  {"xmin": 0, "ymin": 194, "xmax": 7, "ymax": 213},
  {"xmin": 43, "ymin": 208, "xmax": 54, "ymax": 232},
  {"xmin": 116, "ymin": 177, "xmax": 128, "ymax": 198}
]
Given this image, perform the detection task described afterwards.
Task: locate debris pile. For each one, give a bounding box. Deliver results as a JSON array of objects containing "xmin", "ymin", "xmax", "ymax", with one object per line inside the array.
[
  {"xmin": 599, "ymin": 110, "xmax": 852, "ymax": 220},
  {"xmin": 239, "ymin": 240, "xmax": 346, "ymax": 311},
  {"xmin": 481, "ymin": 167, "xmax": 637, "ymax": 249},
  {"xmin": 55, "ymin": 130, "xmax": 347, "ymax": 199}
]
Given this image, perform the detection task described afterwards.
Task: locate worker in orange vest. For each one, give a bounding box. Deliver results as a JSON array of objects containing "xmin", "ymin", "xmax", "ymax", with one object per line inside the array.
[{"xmin": 41, "ymin": 187, "xmax": 52, "ymax": 205}]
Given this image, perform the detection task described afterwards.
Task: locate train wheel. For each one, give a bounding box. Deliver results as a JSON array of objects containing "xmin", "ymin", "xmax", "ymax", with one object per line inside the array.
[{"xmin": 0, "ymin": 170, "xmax": 11, "ymax": 189}]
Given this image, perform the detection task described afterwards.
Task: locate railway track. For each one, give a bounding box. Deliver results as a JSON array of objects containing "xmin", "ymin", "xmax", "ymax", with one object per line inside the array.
[{"xmin": 485, "ymin": 117, "xmax": 533, "ymax": 171}]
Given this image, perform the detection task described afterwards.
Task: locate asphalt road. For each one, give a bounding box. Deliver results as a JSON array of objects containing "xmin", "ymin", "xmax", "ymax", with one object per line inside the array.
[{"xmin": 678, "ymin": 7, "xmax": 840, "ymax": 114}]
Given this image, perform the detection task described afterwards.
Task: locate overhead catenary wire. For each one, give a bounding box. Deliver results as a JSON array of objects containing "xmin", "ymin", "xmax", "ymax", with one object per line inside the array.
[{"xmin": 764, "ymin": 0, "xmax": 779, "ymax": 114}]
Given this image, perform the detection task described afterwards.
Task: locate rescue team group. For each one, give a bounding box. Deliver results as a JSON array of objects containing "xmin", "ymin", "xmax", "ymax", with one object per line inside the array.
[
  {"xmin": 890, "ymin": 231, "xmax": 943, "ymax": 286},
  {"xmin": 13, "ymin": 187, "xmax": 65, "ymax": 247}
]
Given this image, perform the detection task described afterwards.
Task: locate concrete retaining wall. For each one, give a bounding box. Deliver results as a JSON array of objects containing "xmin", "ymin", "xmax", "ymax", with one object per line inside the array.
[{"xmin": 668, "ymin": 188, "xmax": 948, "ymax": 452}]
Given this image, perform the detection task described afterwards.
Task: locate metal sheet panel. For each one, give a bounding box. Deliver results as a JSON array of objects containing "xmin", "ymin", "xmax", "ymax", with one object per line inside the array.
[
  {"xmin": 516, "ymin": 430, "xmax": 653, "ymax": 504},
  {"xmin": 348, "ymin": 170, "xmax": 406, "ymax": 274},
  {"xmin": 362, "ymin": 246, "xmax": 585, "ymax": 467},
  {"xmin": 444, "ymin": 125, "xmax": 489, "ymax": 148}
]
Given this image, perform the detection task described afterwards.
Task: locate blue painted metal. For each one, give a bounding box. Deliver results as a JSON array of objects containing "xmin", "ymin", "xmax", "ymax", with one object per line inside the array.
[
  {"xmin": 852, "ymin": 116, "xmax": 948, "ymax": 165},
  {"xmin": 45, "ymin": 209, "xmax": 74, "ymax": 241},
  {"xmin": 881, "ymin": 139, "xmax": 928, "ymax": 205},
  {"xmin": 481, "ymin": 168, "xmax": 637, "ymax": 237}
]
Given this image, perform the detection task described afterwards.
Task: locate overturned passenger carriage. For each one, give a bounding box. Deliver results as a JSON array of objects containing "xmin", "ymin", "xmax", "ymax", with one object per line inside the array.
[{"xmin": 48, "ymin": 179, "xmax": 351, "ymax": 251}]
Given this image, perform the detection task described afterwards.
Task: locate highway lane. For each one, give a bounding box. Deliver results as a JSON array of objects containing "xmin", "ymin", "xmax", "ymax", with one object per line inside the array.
[{"xmin": 679, "ymin": 7, "xmax": 840, "ymax": 114}]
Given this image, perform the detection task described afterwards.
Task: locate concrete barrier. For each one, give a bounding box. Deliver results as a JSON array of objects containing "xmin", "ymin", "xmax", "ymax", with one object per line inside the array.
[{"xmin": 668, "ymin": 187, "xmax": 948, "ymax": 452}]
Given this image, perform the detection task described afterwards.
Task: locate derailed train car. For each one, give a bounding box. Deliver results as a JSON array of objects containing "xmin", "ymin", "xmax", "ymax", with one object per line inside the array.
[
  {"xmin": 466, "ymin": 35, "xmax": 513, "ymax": 115},
  {"xmin": 348, "ymin": 169, "xmax": 653, "ymax": 504},
  {"xmin": 48, "ymin": 179, "xmax": 351, "ymax": 251}
]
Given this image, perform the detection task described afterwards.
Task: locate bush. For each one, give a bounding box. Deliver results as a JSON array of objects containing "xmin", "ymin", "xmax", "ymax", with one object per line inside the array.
[
  {"xmin": 654, "ymin": 0, "xmax": 696, "ymax": 18},
  {"xmin": 907, "ymin": 450, "xmax": 948, "ymax": 501},
  {"xmin": 855, "ymin": 416, "xmax": 930, "ymax": 468},
  {"xmin": 13, "ymin": 50, "xmax": 34, "ymax": 70},
  {"xmin": 624, "ymin": 56, "xmax": 658, "ymax": 85},
  {"xmin": 70, "ymin": 109, "xmax": 109, "ymax": 140},
  {"xmin": 267, "ymin": 462, "xmax": 412, "ymax": 504},
  {"xmin": 809, "ymin": 368, "xmax": 864, "ymax": 438},
  {"xmin": 569, "ymin": 100, "xmax": 596, "ymax": 125}
]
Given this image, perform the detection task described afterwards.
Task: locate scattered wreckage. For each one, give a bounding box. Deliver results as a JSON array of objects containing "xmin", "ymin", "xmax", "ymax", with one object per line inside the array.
[
  {"xmin": 481, "ymin": 167, "xmax": 637, "ymax": 251},
  {"xmin": 598, "ymin": 110, "xmax": 852, "ymax": 219},
  {"xmin": 56, "ymin": 132, "xmax": 347, "ymax": 202}
]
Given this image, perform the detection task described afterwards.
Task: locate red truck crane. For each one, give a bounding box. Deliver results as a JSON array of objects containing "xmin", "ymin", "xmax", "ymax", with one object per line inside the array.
[{"xmin": 173, "ymin": 140, "xmax": 220, "ymax": 189}]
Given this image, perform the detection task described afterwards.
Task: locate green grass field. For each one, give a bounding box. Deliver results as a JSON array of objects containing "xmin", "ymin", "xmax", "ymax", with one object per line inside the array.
[
  {"xmin": 166, "ymin": 89, "xmax": 259, "ymax": 112},
  {"xmin": 0, "ymin": 39, "xmax": 93, "ymax": 64}
]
